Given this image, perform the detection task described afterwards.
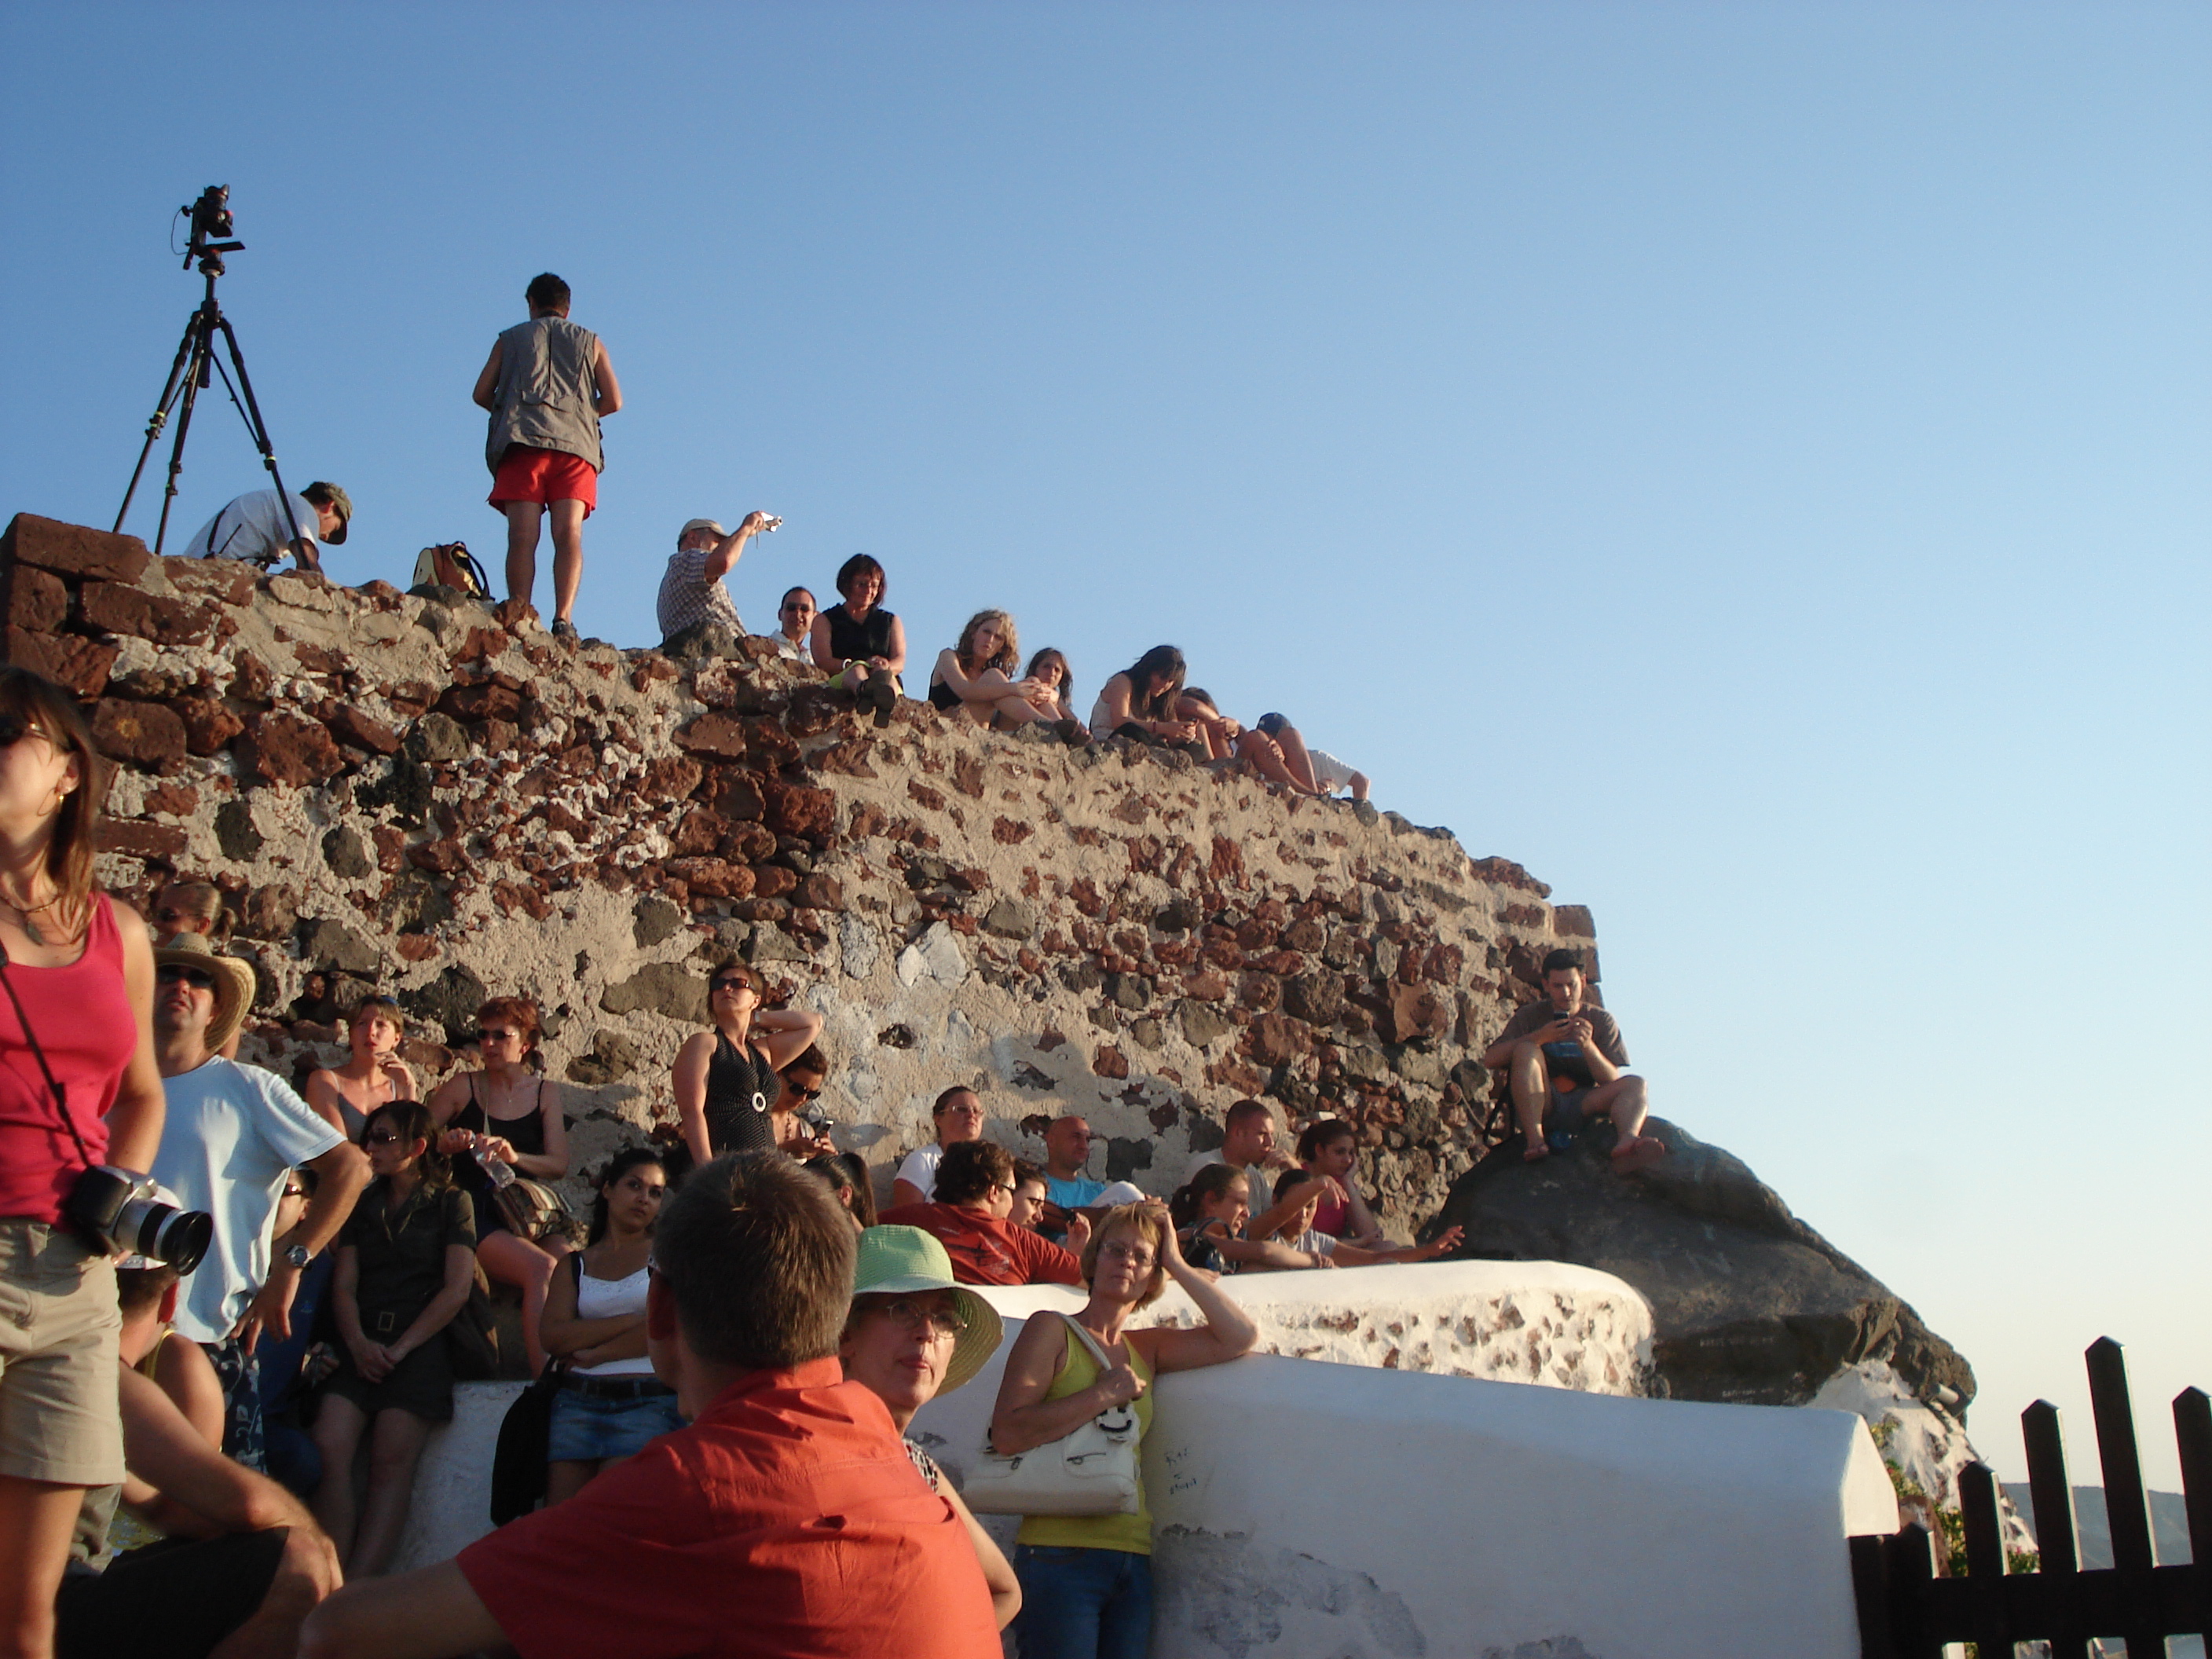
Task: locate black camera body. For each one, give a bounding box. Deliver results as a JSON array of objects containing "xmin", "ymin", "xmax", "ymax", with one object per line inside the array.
[
  {"xmin": 182, "ymin": 184, "xmax": 244, "ymax": 273},
  {"xmin": 67, "ymin": 1165, "xmax": 212, "ymax": 1274}
]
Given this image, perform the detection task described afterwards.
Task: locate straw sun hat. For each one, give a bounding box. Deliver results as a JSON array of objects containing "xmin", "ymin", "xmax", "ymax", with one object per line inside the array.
[
  {"xmin": 152, "ymin": 932, "xmax": 256, "ymax": 1055},
  {"xmin": 851, "ymin": 1225, "xmax": 1004, "ymax": 1396}
]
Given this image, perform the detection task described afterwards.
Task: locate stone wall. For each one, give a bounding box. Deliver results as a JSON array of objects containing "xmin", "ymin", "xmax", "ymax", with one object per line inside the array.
[{"xmin": 2, "ymin": 512, "xmax": 1602, "ymax": 1229}]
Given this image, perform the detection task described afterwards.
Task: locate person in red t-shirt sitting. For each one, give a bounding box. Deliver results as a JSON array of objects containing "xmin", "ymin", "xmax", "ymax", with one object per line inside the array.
[
  {"xmin": 880, "ymin": 1141, "xmax": 1087, "ymax": 1288},
  {"xmin": 298, "ymin": 1154, "xmax": 1001, "ymax": 1659}
]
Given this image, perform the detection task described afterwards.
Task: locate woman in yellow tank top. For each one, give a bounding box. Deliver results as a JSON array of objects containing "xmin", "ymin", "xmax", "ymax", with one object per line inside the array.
[{"xmin": 989, "ymin": 1199, "xmax": 1257, "ymax": 1659}]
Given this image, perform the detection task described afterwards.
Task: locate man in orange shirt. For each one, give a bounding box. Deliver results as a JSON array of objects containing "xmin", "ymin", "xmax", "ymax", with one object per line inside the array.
[
  {"xmin": 881, "ymin": 1141, "xmax": 1086, "ymax": 1287},
  {"xmin": 298, "ymin": 1154, "xmax": 999, "ymax": 1659}
]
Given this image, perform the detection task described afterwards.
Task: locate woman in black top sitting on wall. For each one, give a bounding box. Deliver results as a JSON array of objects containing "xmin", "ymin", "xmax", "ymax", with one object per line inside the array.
[
  {"xmin": 809, "ymin": 553, "xmax": 906, "ymax": 726},
  {"xmin": 672, "ymin": 958, "xmax": 823, "ymax": 1169},
  {"xmin": 427, "ymin": 996, "xmax": 570, "ymax": 1375}
]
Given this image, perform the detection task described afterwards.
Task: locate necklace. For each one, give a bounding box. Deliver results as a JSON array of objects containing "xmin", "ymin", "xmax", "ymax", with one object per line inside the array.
[{"xmin": 0, "ymin": 885, "xmax": 66, "ymax": 947}]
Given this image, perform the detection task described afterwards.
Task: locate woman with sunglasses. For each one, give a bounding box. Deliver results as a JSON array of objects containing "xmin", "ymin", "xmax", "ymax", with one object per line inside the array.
[
  {"xmin": 671, "ymin": 959, "xmax": 822, "ymax": 1169},
  {"xmin": 0, "ymin": 668, "xmax": 166, "ymax": 1657},
  {"xmin": 427, "ymin": 998, "xmax": 570, "ymax": 1374},
  {"xmin": 840, "ymin": 1226, "xmax": 1020, "ymax": 1628},
  {"xmin": 772, "ymin": 1044, "xmax": 837, "ymax": 1159},
  {"xmin": 989, "ymin": 1199, "xmax": 1258, "ymax": 1659},
  {"xmin": 305, "ymin": 994, "xmax": 417, "ymax": 1145},
  {"xmin": 311, "ymin": 1100, "xmax": 475, "ymax": 1576},
  {"xmin": 539, "ymin": 1147, "xmax": 681, "ymax": 1504}
]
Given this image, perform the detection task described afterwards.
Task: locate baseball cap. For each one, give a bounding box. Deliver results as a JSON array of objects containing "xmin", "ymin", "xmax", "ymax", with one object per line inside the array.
[
  {"xmin": 678, "ymin": 518, "xmax": 727, "ymax": 546},
  {"xmin": 307, "ymin": 482, "xmax": 351, "ymax": 544}
]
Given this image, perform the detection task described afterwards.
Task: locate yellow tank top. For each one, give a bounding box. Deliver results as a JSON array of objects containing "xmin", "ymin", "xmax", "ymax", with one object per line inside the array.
[{"xmin": 1015, "ymin": 1317, "xmax": 1154, "ymax": 1556}]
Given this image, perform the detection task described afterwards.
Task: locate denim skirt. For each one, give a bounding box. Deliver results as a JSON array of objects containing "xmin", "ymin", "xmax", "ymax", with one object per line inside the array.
[{"xmin": 546, "ymin": 1384, "xmax": 685, "ymax": 1463}]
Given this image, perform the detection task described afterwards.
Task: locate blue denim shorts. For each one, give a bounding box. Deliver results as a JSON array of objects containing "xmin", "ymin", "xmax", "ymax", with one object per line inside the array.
[{"xmin": 546, "ymin": 1384, "xmax": 685, "ymax": 1463}]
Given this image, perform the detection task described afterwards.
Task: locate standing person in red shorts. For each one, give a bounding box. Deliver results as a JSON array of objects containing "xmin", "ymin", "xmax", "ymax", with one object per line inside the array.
[{"xmin": 471, "ymin": 273, "xmax": 622, "ymax": 641}]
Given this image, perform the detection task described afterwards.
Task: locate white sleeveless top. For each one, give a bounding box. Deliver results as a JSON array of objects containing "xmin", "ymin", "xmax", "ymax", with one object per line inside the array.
[{"xmin": 573, "ymin": 1262, "xmax": 654, "ymax": 1377}]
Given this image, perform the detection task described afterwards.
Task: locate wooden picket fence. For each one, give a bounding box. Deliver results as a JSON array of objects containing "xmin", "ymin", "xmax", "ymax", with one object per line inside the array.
[{"xmin": 1850, "ymin": 1338, "xmax": 2210, "ymax": 1656}]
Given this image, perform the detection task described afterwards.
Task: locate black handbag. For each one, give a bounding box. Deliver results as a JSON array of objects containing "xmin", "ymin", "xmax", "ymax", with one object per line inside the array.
[
  {"xmin": 489, "ymin": 1257, "xmax": 580, "ymax": 1524},
  {"xmin": 446, "ymin": 1260, "xmax": 502, "ymax": 1382}
]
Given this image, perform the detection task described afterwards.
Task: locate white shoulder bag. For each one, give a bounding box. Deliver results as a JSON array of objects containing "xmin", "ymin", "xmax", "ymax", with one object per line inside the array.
[{"xmin": 964, "ymin": 1314, "xmax": 1143, "ymax": 1517}]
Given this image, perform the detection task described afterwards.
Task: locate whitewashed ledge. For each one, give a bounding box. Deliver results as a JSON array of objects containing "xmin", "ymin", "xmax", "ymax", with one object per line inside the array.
[{"xmin": 396, "ymin": 1261, "xmax": 1899, "ymax": 1659}]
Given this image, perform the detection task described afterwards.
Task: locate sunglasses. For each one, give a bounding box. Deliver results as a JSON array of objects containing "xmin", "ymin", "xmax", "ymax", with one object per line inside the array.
[
  {"xmin": 710, "ymin": 978, "xmax": 756, "ymax": 996},
  {"xmin": 871, "ymin": 1297, "xmax": 969, "ymax": 1339},
  {"xmin": 364, "ymin": 1129, "xmax": 401, "ymax": 1146},
  {"xmin": 157, "ymin": 965, "xmax": 216, "ymax": 990},
  {"xmin": 784, "ymin": 1083, "xmax": 822, "ymax": 1103},
  {"xmin": 475, "ymin": 1028, "xmax": 520, "ymax": 1044},
  {"xmin": 780, "ymin": 600, "xmax": 811, "ymax": 613}
]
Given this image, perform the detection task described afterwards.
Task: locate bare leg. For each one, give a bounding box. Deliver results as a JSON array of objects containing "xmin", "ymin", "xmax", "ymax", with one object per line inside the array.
[
  {"xmin": 209, "ymin": 1525, "xmax": 333, "ymax": 1659},
  {"xmin": 1594, "ymin": 1075, "xmax": 1662, "ymax": 1168},
  {"xmin": 1268, "ymin": 720, "xmax": 1323, "ymax": 793},
  {"xmin": 308, "ymin": 1393, "xmax": 369, "ymax": 1562},
  {"xmin": 545, "ymin": 1459, "xmax": 601, "ymax": 1507},
  {"xmin": 1508, "ymin": 1040, "xmax": 1551, "ymax": 1160},
  {"xmin": 547, "ymin": 499, "xmax": 587, "ymax": 624},
  {"xmin": 1236, "ymin": 731, "xmax": 1309, "ymax": 789},
  {"xmin": 478, "ymin": 1232, "xmax": 558, "ymax": 1375},
  {"xmin": 349, "ymin": 1408, "xmax": 432, "ymax": 1577},
  {"xmin": 0, "ymin": 1475, "xmax": 86, "ymax": 1659},
  {"xmin": 502, "ymin": 500, "xmax": 544, "ymax": 612}
]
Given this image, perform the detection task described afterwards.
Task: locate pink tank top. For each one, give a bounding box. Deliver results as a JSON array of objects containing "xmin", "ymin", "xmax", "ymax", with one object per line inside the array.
[{"xmin": 0, "ymin": 895, "xmax": 135, "ymax": 1224}]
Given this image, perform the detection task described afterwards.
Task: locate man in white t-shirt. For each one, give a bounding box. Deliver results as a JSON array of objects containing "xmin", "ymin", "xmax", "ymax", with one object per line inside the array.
[
  {"xmin": 756, "ymin": 586, "xmax": 816, "ymax": 663},
  {"xmin": 149, "ymin": 938, "xmax": 368, "ymax": 1470},
  {"xmin": 1254, "ymin": 713, "xmax": 1369, "ymax": 801},
  {"xmin": 178, "ymin": 482, "xmax": 351, "ymax": 572},
  {"xmin": 891, "ymin": 1086, "xmax": 987, "ymax": 1207},
  {"xmin": 655, "ymin": 511, "xmax": 778, "ymax": 644}
]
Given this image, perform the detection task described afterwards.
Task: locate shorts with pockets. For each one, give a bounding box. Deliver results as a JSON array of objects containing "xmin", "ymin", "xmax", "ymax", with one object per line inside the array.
[
  {"xmin": 0, "ymin": 1220, "xmax": 123, "ymax": 1486},
  {"xmin": 489, "ymin": 445, "xmax": 598, "ymax": 514}
]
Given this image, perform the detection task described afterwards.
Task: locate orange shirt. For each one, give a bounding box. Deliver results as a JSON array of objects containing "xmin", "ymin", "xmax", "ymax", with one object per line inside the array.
[
  {"xmin": 877, "ymin": 1202, "xmax": 1084, "ymax": 1287},
  {"xmin": 456, "ymin": 1358, "xmax": 998, "ymax": 1657}
]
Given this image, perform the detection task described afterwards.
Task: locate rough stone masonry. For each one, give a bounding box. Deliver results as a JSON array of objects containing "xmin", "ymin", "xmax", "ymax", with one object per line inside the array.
[{"xmin": 0, "ymin": 512, "xmax": 1590, "ymax": 1236}]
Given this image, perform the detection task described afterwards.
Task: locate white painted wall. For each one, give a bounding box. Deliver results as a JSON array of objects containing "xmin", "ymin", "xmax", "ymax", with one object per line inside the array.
[{"xmin": 394, "ymin": 1260, "xmax": 1896, "ymax": 1658}]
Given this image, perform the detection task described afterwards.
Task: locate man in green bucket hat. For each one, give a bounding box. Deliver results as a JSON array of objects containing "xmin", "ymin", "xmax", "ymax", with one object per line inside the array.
[{"xmin": 840, "ymin": 1225, "xmax": 1020, "ymax": 1628}]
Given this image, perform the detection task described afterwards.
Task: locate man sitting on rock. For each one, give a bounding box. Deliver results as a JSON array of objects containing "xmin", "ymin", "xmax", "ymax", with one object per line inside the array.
[
  {"xmin": 1481, "ymin": 948, "xmax": 1664, "ymax": 1171},
  {"xmin": 880, "ymin": 1141, "xmax": 1086, "ymax": 1287},
  {"xmin": 655, "ymin": 511, "xmax": 779, "ymax": 650},
  {"xmin": 757, "ymin": 585, "xmax": 815, "ymax": 662}
]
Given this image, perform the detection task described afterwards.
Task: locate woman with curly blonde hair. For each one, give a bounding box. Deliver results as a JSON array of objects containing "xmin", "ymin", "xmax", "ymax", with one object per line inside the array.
[{"xmin": 928, "ymin": 610, "xmax": 1071, "ymax": 733}]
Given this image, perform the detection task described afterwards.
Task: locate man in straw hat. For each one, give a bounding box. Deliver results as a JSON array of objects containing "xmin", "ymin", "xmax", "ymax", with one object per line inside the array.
[
  {"xmin": 839, "ymin": 1225, "xmax": 1020, "ymax": 1628},
  {"xmin": 303, "ymin": 1153, "xmax": 1000, "ymax": 1659},
  {"xmin": 149, "ymin": 934, "xmax": 368, "ymax": 1471}
]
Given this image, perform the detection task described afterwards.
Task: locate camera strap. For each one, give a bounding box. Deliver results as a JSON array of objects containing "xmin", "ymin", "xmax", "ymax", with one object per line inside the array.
[{"xmin": 0, "ymin": 945, "xmax": 97, "ymax": 1170}]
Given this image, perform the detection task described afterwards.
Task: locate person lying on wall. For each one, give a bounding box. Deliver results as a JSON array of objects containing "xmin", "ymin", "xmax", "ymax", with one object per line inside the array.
[
  {"xmin": 1177, "ymin": 687, "xmax": 1326, "ymax": 794},
  {"xmin": 880, "ymin": 1140, "xmax": 1087, "ymax": 1287},
  {"xmin": 1479, "ymin": 947, "xmax": 1665, "ymax": 1174},
  {"xmin": 1253, "ymin": 712, "xmax": 1370, "ymax": 803}
]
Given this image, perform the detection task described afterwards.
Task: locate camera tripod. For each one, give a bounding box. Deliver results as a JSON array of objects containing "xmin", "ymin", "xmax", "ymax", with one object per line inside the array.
[{"xmin": 114, "ymin": 186, "xmax": 301, "ymax": 561}]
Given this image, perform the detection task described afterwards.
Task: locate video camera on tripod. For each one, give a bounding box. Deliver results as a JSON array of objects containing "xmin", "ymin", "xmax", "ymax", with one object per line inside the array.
[{"xmin": 114, "ymin": 184, "xmax": 304, "ymax": 561}]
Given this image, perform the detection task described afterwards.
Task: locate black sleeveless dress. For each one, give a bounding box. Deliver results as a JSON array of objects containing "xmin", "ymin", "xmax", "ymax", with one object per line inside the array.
[
  {"xmin": 452, "ymin": 1076, "xmax": 552, "ymax": 1237},
  {"xmin": 703, "ymin": 1031, "xmax": 781, "ymax": 1157},
  {"xmin": 825, "ymin": 603, "xmax": 896, "ymax": 668}
]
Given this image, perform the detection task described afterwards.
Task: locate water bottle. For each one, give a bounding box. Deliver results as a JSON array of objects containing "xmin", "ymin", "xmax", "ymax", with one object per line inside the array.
[{"xmin": 472, "ymin": 1145, "xmax": 516, "ymax": 1189}]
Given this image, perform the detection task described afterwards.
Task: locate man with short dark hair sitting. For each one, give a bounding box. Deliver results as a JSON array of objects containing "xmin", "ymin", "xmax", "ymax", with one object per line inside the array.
[
  {"xmin": 1481, "ymin": 948, "xmax": 1664, "ymax": 1171},
  {"xmin": 55, "ymin": 1259, "xmax": 342, "ymax": 1659},
  {"xmin": 300, "ymin": 1153, "xmax": 1001, "ymax": 1659},
  {"xmin": 881, "ymin": 1140, "xmax": 1087, "ymax": 1287}
]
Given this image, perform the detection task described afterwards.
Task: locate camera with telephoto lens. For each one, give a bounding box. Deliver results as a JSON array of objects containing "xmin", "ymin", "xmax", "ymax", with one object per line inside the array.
[{"xmin": 67, "ymin": 1166, "xmax": 212, "ymax": 1274}]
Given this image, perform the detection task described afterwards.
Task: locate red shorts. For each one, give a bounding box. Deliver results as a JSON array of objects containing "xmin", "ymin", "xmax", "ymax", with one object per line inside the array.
[{"xmin": 489, "ymin": 446, "xmax": 598, "ymax": 515}]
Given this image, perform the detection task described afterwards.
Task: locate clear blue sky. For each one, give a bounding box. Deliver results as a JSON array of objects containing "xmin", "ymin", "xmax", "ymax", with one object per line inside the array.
[{"xmin": 5, "ymin": 3, "xmax": 2205, "ymax": 1489}]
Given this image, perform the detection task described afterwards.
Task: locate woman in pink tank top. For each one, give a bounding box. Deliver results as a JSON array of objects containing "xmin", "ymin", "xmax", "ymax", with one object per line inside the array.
[{"xmin": 0, "ymin": 666, "xmax": 164, "ymax": 1656}]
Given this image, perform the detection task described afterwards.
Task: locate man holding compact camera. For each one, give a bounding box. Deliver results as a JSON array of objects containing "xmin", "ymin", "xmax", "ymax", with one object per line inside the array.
[
  {"xmin": 1481, "ymin": 948, "xmax": 1665, "ymax": 1173},
  {"xmin": 655, "ymin": 511, "xmax": 782, "ymax": 648},
  {"xmin": 150, "ymin": 936, "xmax": 368, "ymax": 1470}
]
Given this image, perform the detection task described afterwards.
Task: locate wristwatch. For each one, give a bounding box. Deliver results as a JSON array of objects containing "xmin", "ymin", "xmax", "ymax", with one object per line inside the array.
[{"xmin": 282, "ymin": 1243, "xmax": 313, "ymax": 1270}]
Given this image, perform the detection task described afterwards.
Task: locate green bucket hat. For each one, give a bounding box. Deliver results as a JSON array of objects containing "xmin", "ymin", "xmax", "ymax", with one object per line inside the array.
[{"xmin": 852, "ymin": 1225, "xmax": 1005, "ymax": 1397}]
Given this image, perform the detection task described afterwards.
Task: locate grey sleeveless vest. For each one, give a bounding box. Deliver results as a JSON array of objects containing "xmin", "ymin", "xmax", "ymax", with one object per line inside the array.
[{"xmin": 485, "ymin": 317, "xmax": 605, "ymax": 474}]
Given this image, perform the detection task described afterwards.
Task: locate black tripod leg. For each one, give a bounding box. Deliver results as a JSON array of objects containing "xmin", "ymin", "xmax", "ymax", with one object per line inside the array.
[
  {"xmin": 151, "ymin": 306, "xmax": 216, "ymax": 558},
  {"xmin": 211, "ymin": 313, "xmax": 302, "ymax": 554},
  {"xmin": 115, "ymin": 313, "xmax": 203, "ymax": 533}
]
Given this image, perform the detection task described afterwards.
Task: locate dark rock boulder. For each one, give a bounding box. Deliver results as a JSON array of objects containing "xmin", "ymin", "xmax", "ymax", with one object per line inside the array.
[{"xmin": 1430, "ymin": 1116, "xmax": 1976, "ymax": 1411}]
